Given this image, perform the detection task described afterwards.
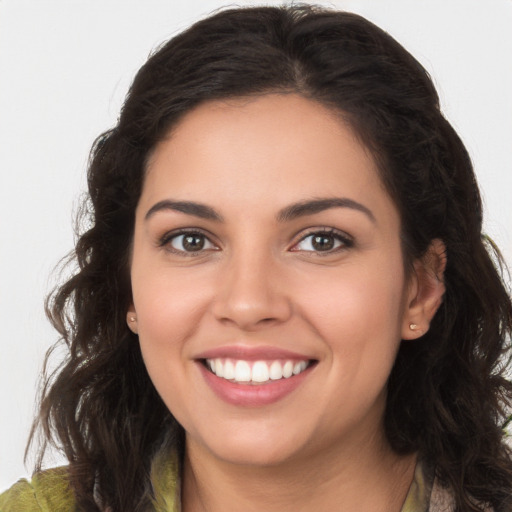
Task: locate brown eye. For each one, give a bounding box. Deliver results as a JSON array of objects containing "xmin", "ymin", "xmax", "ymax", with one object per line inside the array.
[
  {"xmin": 169, "ymin": 232, "xmax": 215, "ymax": 253},
  {"xmin": 293, "ymin": 230, "xmax": 353, "ymax": 253},
  {"xmin": 183, "ymin": 234, "xmax": 205, "ymax": 251},
  {"xmin": 311, "ymin": 234, "xmax": 335, "ymax": 251}
]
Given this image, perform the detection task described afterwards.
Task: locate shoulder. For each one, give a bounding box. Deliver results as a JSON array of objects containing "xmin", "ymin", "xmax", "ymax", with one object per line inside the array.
[
  {"xmin": 430, "ymin": 477, "xmax": 496, "ymax": 512},
  {"xmin": 0, "ymin": 467, "xmax": 77, "ymax": 512},
  {"xmin": 429, "ymin": 476, "xmax": 456, "ymax": 512}
]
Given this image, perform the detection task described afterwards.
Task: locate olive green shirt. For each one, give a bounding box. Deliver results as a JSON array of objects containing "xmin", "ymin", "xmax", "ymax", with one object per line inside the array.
[{"xmin": 0, "ymin": 457, "xmax": 447, "ymax": 512}]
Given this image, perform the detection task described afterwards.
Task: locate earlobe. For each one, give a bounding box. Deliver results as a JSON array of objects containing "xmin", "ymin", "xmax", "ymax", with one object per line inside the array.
[
  {"xmin": 126, "ymin": 305, "xmax": 138, "ymax": 334},
  {"xmin": 402, "ymin": 239, "xmax": 446, "ymax": 340}
]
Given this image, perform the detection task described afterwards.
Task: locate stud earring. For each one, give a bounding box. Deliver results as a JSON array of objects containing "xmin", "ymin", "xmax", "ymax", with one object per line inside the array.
[
  {"xmin": 129, "ymin": 316, "xmax": 136, "ymax": 322},
  {"xmin": 409, "ymin": 323, "xmax": 418, "ymax": 330}
]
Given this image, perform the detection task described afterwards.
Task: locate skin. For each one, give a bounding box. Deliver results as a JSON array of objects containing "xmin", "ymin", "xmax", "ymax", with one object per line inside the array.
[{"xmin": 127, "ymin": 93, "xmax": 445, "ymax": 511}]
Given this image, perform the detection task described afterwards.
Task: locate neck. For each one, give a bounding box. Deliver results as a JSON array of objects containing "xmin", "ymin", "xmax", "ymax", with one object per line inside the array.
[{"xmin": 181, "ymin": 429, "xmax": 416, "ymax": 512}]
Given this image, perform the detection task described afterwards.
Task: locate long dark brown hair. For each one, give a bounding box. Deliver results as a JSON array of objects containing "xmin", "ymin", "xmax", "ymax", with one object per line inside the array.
[{"xmin": 30, "ymin": 5, "xmax": 512, "ymax": 511}]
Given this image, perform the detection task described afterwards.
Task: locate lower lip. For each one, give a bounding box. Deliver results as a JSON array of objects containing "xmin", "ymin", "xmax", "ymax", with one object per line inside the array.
[{"xmin": 198, "ymin": 362, "xmax": 313, "ymax": 407}]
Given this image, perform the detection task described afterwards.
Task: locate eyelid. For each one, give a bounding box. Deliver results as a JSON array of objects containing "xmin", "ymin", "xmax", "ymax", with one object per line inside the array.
[
  {"xmin": 157, "ymin": 226, "xmax": 353, "ymax": 255},
  {"xmin": 158, "ymin": 227, "xmax": 220, "ymax": 255},
  {"xmin": 290, "ymin": 227, "xmax": 354, "ymax": 253}
]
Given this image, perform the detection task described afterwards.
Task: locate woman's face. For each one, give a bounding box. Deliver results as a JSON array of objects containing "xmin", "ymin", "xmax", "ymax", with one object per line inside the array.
[{"xmin": 129, "ymin": 94, "xmax": 418, "ymax": 467}]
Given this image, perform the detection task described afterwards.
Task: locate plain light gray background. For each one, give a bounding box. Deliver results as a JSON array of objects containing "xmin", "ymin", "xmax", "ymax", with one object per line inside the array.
[{"xmin": 1, "ymin": 0, "xmax": 511, "ymax": 488}]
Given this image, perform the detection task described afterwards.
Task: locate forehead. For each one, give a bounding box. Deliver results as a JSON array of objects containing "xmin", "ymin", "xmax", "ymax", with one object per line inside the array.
[
  {"xmin": 141, "ymin": 93, "xmax": 395, "ymax": 225},
  {"xmin": 149, "ymin": 94, "xmax": 372, "ymax": 165}
]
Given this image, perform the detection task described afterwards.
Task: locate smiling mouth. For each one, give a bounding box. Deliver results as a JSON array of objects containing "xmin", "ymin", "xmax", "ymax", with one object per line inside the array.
[{"xmin": 202, "ymin": 358, "xmax": 316, "ymax": 385}]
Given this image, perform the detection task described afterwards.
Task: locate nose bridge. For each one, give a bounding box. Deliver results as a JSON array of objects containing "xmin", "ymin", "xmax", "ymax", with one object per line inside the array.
[{"xmin": 212, "ymin": 240, "xmax": 291, "ymax": 329}]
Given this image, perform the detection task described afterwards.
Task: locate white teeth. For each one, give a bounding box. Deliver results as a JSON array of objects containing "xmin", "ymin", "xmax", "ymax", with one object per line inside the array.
[
  {"xmin": 282, "ymin": 361, "xmax": 293, "ymax": 378},
  {"xmin": 234, "ymin": 360, "xmax": 251, "ymax": 382},
  {"xmin": 223, "ymin": 360, "xmax": 235, "ymax": 380},
  {"xmin": 206, "ymin": 358, "xmax": 310, "ymax": 383},
  {"xmin": 252, "ymin": 361, "xmax": 269, "ymax": 383},
  {"xmin": 215, "ymin": 359, "xmax": 224, "ymax": 378},
  {"xmin": 269, "ymin": 360, "xmax": 283, "ymax": 380},
  {"xmin": 293, "ymin": 361, "xmax": 307, "ymax": 375}
]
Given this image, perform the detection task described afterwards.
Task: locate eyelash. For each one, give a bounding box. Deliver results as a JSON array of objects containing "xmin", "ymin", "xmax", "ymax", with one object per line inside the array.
[
  {"xmin": 158, "ymin": 227, "xmax": 354, "ymax": 256},
  {"xmin": 291, "ymin": 228, "xmax": 354, "ymax": 255},
  {"xmin": 158, "ymin": 228, "xmax": 218, "ymax": 256}
]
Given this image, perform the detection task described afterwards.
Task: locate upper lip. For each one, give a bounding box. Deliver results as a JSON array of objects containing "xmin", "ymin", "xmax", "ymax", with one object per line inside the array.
[{"xmin": 195, "ymin": 345, "xmax": 315, "ymax": 361}]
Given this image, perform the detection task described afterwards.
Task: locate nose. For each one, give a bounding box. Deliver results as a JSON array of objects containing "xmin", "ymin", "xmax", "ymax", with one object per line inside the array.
[{"xmin": 211, "ymin": 249, "xmax": 293, "ymax": 331}]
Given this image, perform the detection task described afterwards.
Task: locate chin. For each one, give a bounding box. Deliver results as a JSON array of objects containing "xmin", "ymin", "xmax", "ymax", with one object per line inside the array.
[
  {"xmin": 216, "ymin": 444, "xmax": 300, "ymax": 468},
  {"xmin": 190, "ymin": 425, "xmax": 311, "ymax": 468}
]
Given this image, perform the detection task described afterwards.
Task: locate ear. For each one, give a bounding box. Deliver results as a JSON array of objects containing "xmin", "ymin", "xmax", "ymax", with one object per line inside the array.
[
  {"xmin": 126, "ymin": 304, "xmax": 138, "ymax": 334},
  {"xmin": 402, "ymin": 239, "xmax": 446, "ymax": 340}
]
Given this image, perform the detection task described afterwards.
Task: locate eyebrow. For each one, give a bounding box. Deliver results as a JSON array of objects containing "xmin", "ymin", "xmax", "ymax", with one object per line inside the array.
[
  {"xmin": 144, "ymin": 197, "xmax": 375, "ymax": 223},
  {"xmin": 276, "ymin": 197, "xmax": 376, "ymax": 223},
  {"xmin": 145, "ymin": 200, "xmax": 224, "ymax": 221}
]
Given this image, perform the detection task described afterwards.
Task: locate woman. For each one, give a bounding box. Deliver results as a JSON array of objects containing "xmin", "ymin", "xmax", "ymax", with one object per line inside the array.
[{"xmin": 1, "ymin": 4, "xmax": 511, "ymax": 511}]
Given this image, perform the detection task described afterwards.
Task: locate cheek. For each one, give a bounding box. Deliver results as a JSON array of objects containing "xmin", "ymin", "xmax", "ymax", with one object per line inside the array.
[
  {"xmin": 296, "ymin": 262, "xmax": 406, "ymax": 373},
  {"xmin": 298, "ymin": 262, "xmax": 405, "ymax": 330},
  {"xmin": 132, "ymin": 265, "xmax": 213, "ymax": 348},
  {"xmin": 305, "ymin": 272, "xmax": 406, "ymax": 430},
  {"xmin": 132, "ymin": 270, "xmax": 211, "ymax": 416}
]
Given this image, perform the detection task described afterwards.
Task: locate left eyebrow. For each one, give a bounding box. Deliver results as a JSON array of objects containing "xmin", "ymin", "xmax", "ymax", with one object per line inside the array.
[{"xmin": 277, "ymin": 197, "xmax": 376, "ymax": 223}]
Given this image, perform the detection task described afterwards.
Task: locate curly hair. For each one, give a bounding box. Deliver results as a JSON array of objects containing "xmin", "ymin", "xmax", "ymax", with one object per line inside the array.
[{"xmin": 30, "ymin": 5, "xmax": 512, "ymax": 511}]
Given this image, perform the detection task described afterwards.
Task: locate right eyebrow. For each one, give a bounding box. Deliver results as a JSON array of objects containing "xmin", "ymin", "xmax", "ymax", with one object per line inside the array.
[
  {"xmin": 276, "ymin": 197, "xmax": 376, "ymax": 224},
  {"xmin": 144, "ymin": 200, "xmax": 224, "ymax": 222}
]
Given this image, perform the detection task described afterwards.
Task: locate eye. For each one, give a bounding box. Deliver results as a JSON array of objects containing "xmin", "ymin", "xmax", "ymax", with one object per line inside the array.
[
  {"xmin": 292, "ymin": 229, "xmax": 353, "ymax": 253},
  {"xmin": 161, "ymin": 230, "xmax": 218, "ymax": 254}
]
